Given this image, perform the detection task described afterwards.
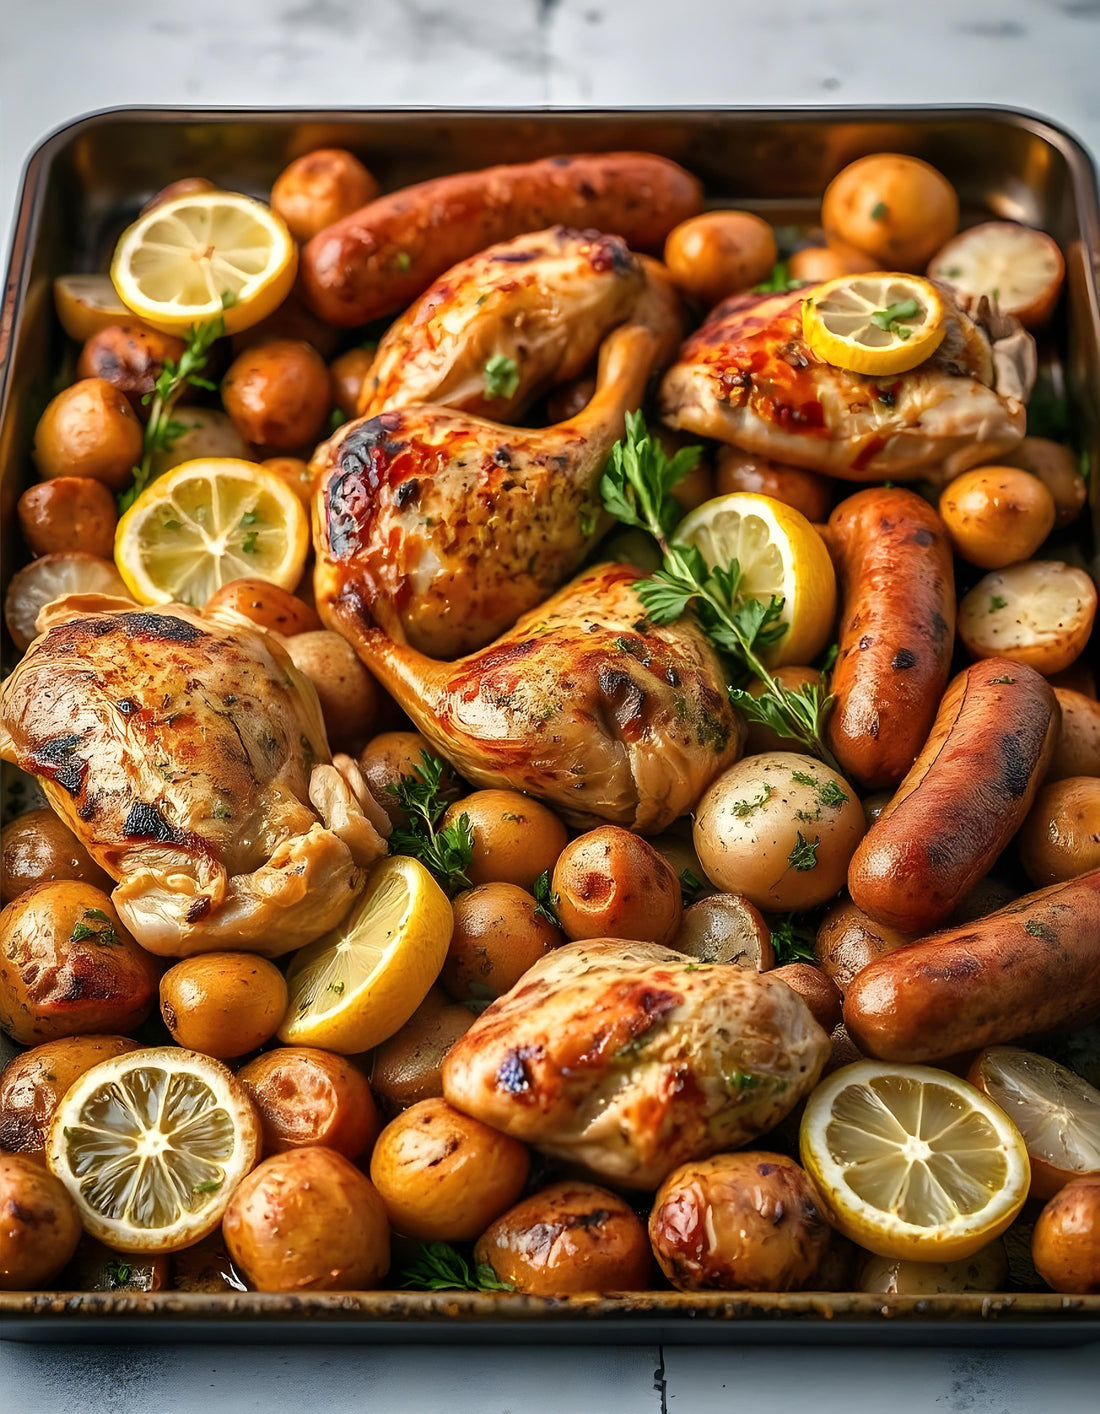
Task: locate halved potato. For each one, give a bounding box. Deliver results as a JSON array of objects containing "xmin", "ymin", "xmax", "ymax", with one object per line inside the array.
[
  {"xmin": 957, "ymin": 561, "xmax": 1097, "ymax": 674},
  {"xmin": 929, "ymin": 221, "xmax": 1065, "ymax": 327}
]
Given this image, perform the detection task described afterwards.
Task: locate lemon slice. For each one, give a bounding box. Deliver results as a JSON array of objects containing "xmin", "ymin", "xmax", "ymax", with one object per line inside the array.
[
  {"xmin": 46, "ymin": 1047, "xmax": 260, "ymax": 1254},
  {"xmin": 111, "ymin": 192, "xmax": 297, "ymax": 337},
  {"xmin": 800, "ymin": 1061, "xmax": 1030, "ymax": 1261},
  {"xmin": 675, "ymin": 491, "xmax": 837, "ymax": 667},
  {"xmin": 802, "ymin": 274, "xmax": 946, "ymax": 376},
  {"xmin": 114, "ymin": 458, "xmax": 309, "ymax": 607},
  {"xmin": 53, "ymin": 274, "xmax": 134, "ymax": 341},
  {"xmin": 969, "ymin": 1046, "xmax": 1100, "ymax": 1201},
  {"xmin": 279, "ymin": 855, "xmax": 453, "ymax": 1054}
]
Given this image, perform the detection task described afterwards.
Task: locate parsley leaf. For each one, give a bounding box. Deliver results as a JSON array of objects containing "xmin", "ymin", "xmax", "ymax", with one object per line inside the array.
[
  {"xmin": 989, "ymin": 595, "xmax": 1007, "ymax": 612},
  {"xmin": 870, "ymin": 201, "xmax": 889, "ymax": 220},
  {"xmin": 386, "ymin": 751, "xmax": 473, "ymax": 894},
  {"xmin": 768, "ymin": 914, "xmax": 817, "ymax": 964},
  {"xmin": 483, "ymin": 354, "xmax": 521, "ymax": 400},
  {"xmin": 678, "ymin": 868, "xmax": 708, "ymax": 905},
  {"xmin": 103, "ymin": 1259, "xmax": 134, "ymax": 1289},
  {"xmin": 752, "ymin": 261, "xmax": 808, "ymax": 294},
  {"xmin": 729, "ymin": 783, "xmax": 774, "ymax": 818},
  {"xmin": 787, "ymin": 831, "xmax": 820, "ymax": 872},
  {"xmin": 399, "ymin": 1241, "xmax": 513, "ymax": 1292},
  {"xmin": 870, "ymin": 298, "xmax": 920, "ymax": 341},
  {"xmin": 532, "ymin": 870, "xmax": 562, "ymax": 928}
]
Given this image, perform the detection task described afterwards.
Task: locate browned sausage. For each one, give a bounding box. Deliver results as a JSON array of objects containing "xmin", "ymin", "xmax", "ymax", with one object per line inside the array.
[
  {"xmin": 826, "ymin": 488, "xmax": 955, "ymax": 789},
  {"xmin": 844, "ymin": 868, "xmax": 1100, "ymax": 1061},
  {"xmin": 849, "ymin": 659, "xmax": 1059, "ymax": 932},
  {"xmin": 300, "ymin": 153, "xmax": 703, "ymax": 326}
]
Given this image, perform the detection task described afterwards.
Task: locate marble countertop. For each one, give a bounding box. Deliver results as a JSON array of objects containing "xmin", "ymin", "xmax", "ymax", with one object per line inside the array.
[{"xmin": 2, "ymin": 1, "xmax": 1099, "ymax": 1410}]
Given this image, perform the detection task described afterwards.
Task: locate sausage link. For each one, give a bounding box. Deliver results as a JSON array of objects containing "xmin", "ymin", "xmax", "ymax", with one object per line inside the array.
[
  {"xmin": 300, "ymin": 153, "xmax": 703, "ymax": 326},
  {"xmin": 843, "ymin": 868, "xmax": 1100, "ymax": 1061},
  {"xmin": 826, "ymin": 488, "xmax": 955, "ymax": 789},
  {"xmin": 848, "ymin": 658, "xmax": 1059, "ymax": 932}
]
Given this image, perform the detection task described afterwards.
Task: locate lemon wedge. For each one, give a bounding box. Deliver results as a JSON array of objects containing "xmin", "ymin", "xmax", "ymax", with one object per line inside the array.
[
  {"xmin": 802, "ymin": 273, "xmax": 946, "ymax": 376},
  {"xmin": 111, "ymin": 191, "xmax": 297, "ymax": 337},
  {"xmin": 801, "ymin": 1061, "xmax": 1030, "ymax": 1261},
  {"xmin": 46, "ymin": 1047, "xmax": 259, "ymax": 1254},
  {"xmin": 675, "ymin": 491, "xmax": 837, "ymax": 667},
  {"xmin": 114, "ymin": 458, "xmax": 309, "ymax": 607},
  {"xmin": 279, "ymin": 855, "xmax": 453, "ymax": 1054},
  {"xmin": 53, "ymin": 274, "xmax": 134, "ymax": 341}
]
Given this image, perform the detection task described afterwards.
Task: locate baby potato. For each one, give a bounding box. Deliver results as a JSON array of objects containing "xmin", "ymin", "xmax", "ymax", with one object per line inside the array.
[
  {"xmin": 368, "ymin": 1097, "xmax": 529, "ymax": 1242},
  {"xmin": 1049, "ymin": 689, "xmax": 1100, "ymax": 781},
  {"xmin": 204, "ymin": 577, "xmax": 320, "ymax": 636},
  {"xmin": 929, "ymin": 221, "xmax": 1065, "ymax": 328},
  {"xmin": 673, "ymin": 893, "xmax": 773, "ymax": 968},
  {"xmin": 0, "ymin": 1034, "xmax": 138, "ymax": 1159},
  {"xmin": 649, "ymin": 833, "xmax": 714, "ymax": 902},
  {"xmin": 140, "ymin": 176, "xmax": 218, "ymax": 215},
  {"xmin": 742, "ymin": 666, "xmax": 827, "ymax": 755},
  {"xmin": 149, "ymin": 408, "xmax": 252, "ymax": 477},
  {"xmin": 715, "ymin": 446, "xmax": 834, "ymax": 523},
  {"xmin": 475, "ymin": 1181, "xmax": 652, "ymax": 1295},
  {"xmin": 4, "ymin": 552, "xmax": 130, "ymax": 652},
  {"xmin": 33, "ymin": 378, "xmax": 144, "ymax": 489},
  {"xmin": 442, "ymin": 789, "xmax": 567, "ymax": 892},
  {"xmin": 0, "ymin": 1151, "xmax": 82, "ymax": 1290},
  {"xmin": 939, "ymin": 466, "xmax": 1055, "ymax": 569},
  {"xmin": 286, "ymin": 630, "xmax": 381, "ymax": 753},
  {"xmin": 370, "ymin": 986, "xmax": 472, "ymax": 1113},
  {"xmin": 0, "ymin": 882, "xmax": 158, "ymax": 1045},
  {"xmin": 1, "ymin": 808, "xmax": 112, "ymax": 903},
  {"xmin": 271, "ymin": 148, "xmax": 379, "ymax": 243},
  {"xmin": 693, "ymin": 752, "xmax": 865, "ymax": 911},
  {"xmin": 771, "ymin": 962, "xmax": 843, "ymax": 1032},
  {"xmin": 358, "ymin": 732, "xmax": 461, "ymax": 829},
  {"xmin": 958, "ymin": 561, "xmax": 1098, "ymax": 675},
  {"xmin": 822, "ymin": 153, "xmax": 958, "ymax": 270},
  {"xmin": 221, "ymin": 338, "xmax": 331, "ymax": 452},
  {"xmin": 17, "ymin": 477, "xmax": 118, "ymax": 559},
  {"xmin": 858, "ymin": 1239, "xmax": 1008, "ymax": 1295},
  {"xmin": 1032, "ymin": 1176, "xmax": 1100, "ymax": 1294},
  {"xmin": 815, "ymin": 899, "xmax": 915, "ymax": 995},
  {"xmin": 238, "ymin": 1046, "xmax": 379, "ymax": 1159},
  {"xmin": 229, "ymin": 289, "xmax": 339, "ymax": 360},
  {"xmin": 330, "ymin": 347, "xmax": 375, "ymax": 419},
  {"xmin": 1004, "ymin": 437, "xmax": 1088, "ymax": 528},
  {"xmin": 443, "ymin": 883, "xmax": 561, "ymax": 1004},
  {"xmin": 552, "ymin": 826, "xmax": 682, "ymax": 946},
  {"xmin": 171, "ymin": 1233, "xmax": 247, "ymax": 1292},
  {"xmin": 663, "ymin": 211, "xmax": 778, "ymax": 306},
  {"xmin": 261, "ymin": 455, "xmax": 316, "ymax": 508},
  {"xmin": 159, "ymin": 952, "xmax": 287, "ymax": 1058},
  {"xmin": 649, "ymin": 1152, "xmax": 830, "ymax": 1292},
  {"xmin": 787, "ymin": 243, "xmax": 878, "ymax": 282},
  {"xmin": 1017, "ymin": 777, "xmax": 1100, "ymax": 888},
  {"xmin": 223, "ymin": 1146, "xmax": 390, "ymax": 1292},
  {"xmin": 76, "ymin": 323, "xmax": 186, "ymax": 415}
]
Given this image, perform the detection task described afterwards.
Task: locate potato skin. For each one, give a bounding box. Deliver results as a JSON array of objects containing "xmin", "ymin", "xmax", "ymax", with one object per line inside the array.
[
  {"xmin": 475, "ymin": 1181, "xmax": 652, "ymax": 1295},
  {"xmin": 939, "ymin": 466, "xmax": 1055, "ymax": 570},
  {"xmin": 261, "ymin": 455, "xmax": 315, "ymax": 508},
  {"xmin": 204, "ymin": 577, "xmax": 321, "ymax": 636},
  {"xmin": 1003, "ymin": 438, "xmax": 1088, "ymax": 528},
  {"xmin": 0, "ymin": 808, "xmax": 112, "ymax": 904},
  {"xmin": 159, "ymin": 952, "xmax": 288, "ymax": 1058},
  {"xmin": 1018, "ymin": 777, "xmax": 1100, "ymax": 887},
  {"xmin": 957, "ymin": 562, "xmax": 1098, "ymax": 675},
  {"xmin": 286, "ymin": 630, "xmax": 380, "ymax": 754},
  {"xmin": 649, "ymin": 1152, "xmax": 830, "ymax": 1292},
  {"xmin": 443, "ymin": 789, "xmax": 567, "ymax": 892},
  {"xmin": 271, "ymin": 148, "xmax": 380, "ymax": 243},
  {"xmin": 238, "ymin": 1047, "xmax": 380, "ymax": 1159},
  {"xmin": 552, "ymin": 826, "xmax": 682, "ymax": 945},
  {"xmin": 715, "ymin": 446, "xmax": 833, "ymax": 522},
  {"xmin": 33, "ymin": 378, "xmax": 144, "ymax": 489},
  {"xmin": 17, "ymin": 477, "xmax": 118, "ymax": 559},
  {"xmin": 370, "ymin": 986, "xmax": 472, "ymax": 1113},
  {"xmin": 222, "ymin": 1147, "xmax": 390, "ymax": 1292},
  {"xmin": 815, "ymin": 899, "xmax": 916, "ymax": 995},
  {"xmin": 140, "ymin": 176, "xmax": 218, "ymax": 215},
  {"xmin": 0, "ymin": 882, "xmax": 159, "ymax": 1045},
  {"xmin": 329, "ymin": 347, "xmax": 375, "ymax": 419},
  {"xmin": 0, "ymin": 1034, "xmax": 139, "ymax": 1160},
  {"xmin": 787, "ymin": 244, "xmax": 878, "ymax": 282},
  {"xmin": 673, "ymin": 893, "xmax": 773, "ymax": 968},
  {"xmin": 76, "ymin": 323, "xmax": 186, "ymax": 414},
  {"xmin": 443, "ymin": 883, "xmax": 561, "ymax": 1004},
  {"xmin": 368, "ymin": 1097, "xmax": 529, "ymax": 1242},
  {"xmin": 358, "ymin": 731, "xmax": 461, "ymax": 829},
  {"xmin": 664, "ymin": 211, "xmax": 778, "ymax": 306},
  {"xmin": 1032, "ymin": 1176, "xmax": 1100, "ymax": 1294},
  {"xmin": 770, "ymin": 963, "xmax": 842, "ymax": 1032},
  {"xmin": 1049, "ymin": 689, "xmax": 1100, "ymax": 781},
  {"xmin": 822, "ymin": 153, "xmax": 958, "ymax": 269},
  {"xmin": 221, "ymin": 339, "xmax": 331, "ymax": 451},
  {"xmin": 0, "ymin": 1151, "xmax": 82, "ymax": 1290}
]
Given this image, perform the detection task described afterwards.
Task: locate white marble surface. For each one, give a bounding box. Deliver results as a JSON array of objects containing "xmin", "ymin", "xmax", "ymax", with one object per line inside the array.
[{"xmin": 2, "ymin": 1, "xmax": 1100, "ymax": 1410}]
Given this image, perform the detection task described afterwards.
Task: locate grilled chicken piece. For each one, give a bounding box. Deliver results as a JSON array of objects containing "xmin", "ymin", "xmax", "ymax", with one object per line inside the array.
[
  {"xmin": 315, "ymin": 319, "xmax": 669, "ymax": 660},
  {"xmin": 443, "ymin": 938, "xmax": 829, "ymax": 1189},
  {"xmin": 0, "ymin": 597, "xmax": 387, "ymax": 958},
  {"xmin": 344, "ymin": 562, "xmax": 742, "ymax": 833},
  {"xmin": 359, "ymin": 225, "xmax": 646, "ymax": 421},
  {"xmin": 660, "ymin": 285, "xmax": 1036, "ymax": 480}
]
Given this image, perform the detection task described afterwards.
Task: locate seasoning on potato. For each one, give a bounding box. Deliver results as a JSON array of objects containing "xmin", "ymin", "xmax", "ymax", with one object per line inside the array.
[
  {"xmin": 551, "ymin": 825, "xmax": 683, "ymax": 945},
  {"xmin": 271, "ymin": 148, "xmax": 380, "ymax": 243},
  {"xmin": 221, "ymin": 338, "xmax": 332, "ymax": 451},
  {"xmin": 822, "ymin": 153, "xmax": 959, "ymax": 269},
  {"xmin": 672, "ymin": 893, "xmax": 773, "ymax": 968},
  {"xmin": 16, "ymin": 477, "xmax": 119, "ymax": 560},
  {"xmin": 442, "ymin": 789, "xmax": 567, "ymax": 892},
  {"xmin": 443, "ymin": 882, "xmax": 561, "ymax": 1004},
  {"xmin": 663, "ymin": 210, "xmax": 778, "ymax": 307},
  {"xmin": 238, "ymin": 1046, "xmax": 380, "ymax": 1159},
  {"xmin": 0, "ymin": 1034, "xmax": 139, "ymax": 1159},
  {"xmin": 0, "ymin": 1151, "xmax": 82, "ymax": 1291},
  {"xmin": 0, "ymin": 808, "xmax": 112, "ymax": 904},
  {"xmin": 939, "ymin": 466, "xmax": 1055, "ymax": 569},
  {"xmin": 958, "ymin": 560, "xmax": 1098, "ymax": 674},
  {"xmin": 370, "ymin": 986, "xmax": 473, "ymax": 1114},
  {"xmin": 858, "ymin": 1239, "xmax": 1009, "ymax": 1296},
  {"xmin": 160, "ymin": 952, "xmax": 288, "ymax": 1058}
]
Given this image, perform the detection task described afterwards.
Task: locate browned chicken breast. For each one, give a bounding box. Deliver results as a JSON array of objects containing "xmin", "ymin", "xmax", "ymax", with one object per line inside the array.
[
  {"xmin": 660, "ymin": 285, "xmax": 1035, "ymax": 480},
  {"xmin": 347, "ymin": 562, "xmax": 742, "ymax": 833},
  {"xmin": 442, "ymin": 939, "xmax": 830, "ymax": 1189},
  {"xmin": 0, "ymin": 597, "xmax": 387, "ymax": 958}
]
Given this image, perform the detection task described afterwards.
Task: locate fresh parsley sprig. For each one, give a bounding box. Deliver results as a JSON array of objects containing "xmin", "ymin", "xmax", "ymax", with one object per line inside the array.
[
  {"xmin": 399, "ymin": 1241, "xmax": 513, "ymax": 1292},
  {"xmin": 753, "ymin": 261, "xmax": 808, "ymax": 294},
  {"xmin": 386, "ymin": 751, "xmax": 473, "ymax": 895},
  {"xmin": 768, "ymin": 913, "xmax": 817, "ymax": 965}
]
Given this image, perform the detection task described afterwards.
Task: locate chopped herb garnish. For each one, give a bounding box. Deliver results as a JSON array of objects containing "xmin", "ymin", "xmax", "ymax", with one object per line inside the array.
[
  {"xmin": 103, "ymin": 1259, "xmax": 133, "ymax": 1288},
  {"xmin": 870, "ymin": 201, "xmax": 888, "ymax": 221},
  {"xmin": 578, "ymin": 504, "xmax": 598, "ymax": 538},
  {"xmin": 787, "ymin": 831, "xmax": 820, "ymax": 872},
  {"xmin": 730, "ymin": 783, "xmax": 774, "ymax": 818},
  {"xmin": 394, "ymin": 250, "xmax": 412, "ymax": 273},
  {"xmin": 162, "ymin": 518, "xmax": 181, "ymax": 531},
  {"xmin": 791, "ymin": 771, "xmax": 849, "ymax": 809},
  {"xmin": 387, "ymin": 751, "xmax": 473, "ymax": 894},
  {"xmin": 753, "ymin": 261, "xmax": 808, "ymax": 294},
  {"xmin": 678, "ymin": 868, "xmax": 708, "ymax": 905},
  {"xmin": 327, "ymin": 980, "xmax": 345, "ymax": 995},
  {"xmin": 870, "ymin": 298, "xmax": 920, "ymax": 341},
  {"xmin": 768, "ymin": 914, "xmax": 817, "ymax": 965},
  {"xmin": 399, "ymin": 1241, "xmax": 513, "ymax": 1292},
  {"xmin": 193, "ymin": 1178, "xmax": 222, "ymax": 1194},
  {"xmin": 990, "ymin": 674, "xmax": 1016, "ymax": 685},
  {"xmin": 212, "ymin": 801, "xmax": 231, "ymax": 820},
  {"xmin": 241, "ymin": 530, "xmax": 259, "ymax": 554},
  {"xmin": 532, "ymin": 870, "xmax": 562, "ymax": 928},
  {"xmin": 483, "ymin": 353, "xmax": 521, "ymax": 400},
  {"xmin": 71, "ymin": 909, "xmax": 119, "ymax": 947},
  {"xmin": 726, "ymin": 1070, "xmax": 761, "ymax": 1092},
  {"xmin": 1024, "ymin": 918, "xmax": 1055, "ymax": 942},
  {"xmin": 989, "ymin": 595, "xmax": 1008, "ymax": 612},
  {"xmin": 328, "ymin": 407, "xmax": 348, "ymax": 432}
]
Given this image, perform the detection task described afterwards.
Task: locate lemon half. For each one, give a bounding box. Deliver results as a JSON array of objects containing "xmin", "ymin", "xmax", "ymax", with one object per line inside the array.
[{"xmin": 802, "ymin": 273, "xmax": 946, "ymax": 376}]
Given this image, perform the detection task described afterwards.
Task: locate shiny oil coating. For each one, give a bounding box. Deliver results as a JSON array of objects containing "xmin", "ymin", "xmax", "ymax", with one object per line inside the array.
[
  {"xmin": 844, "ymin": 867, "xmax": 1100, "ymax": 1062},
  {"xmin": 300, "ymin": 152, "xmax": 702, "ymax": 326},
  {"xmin": 827, "ymin": 487, "xmax": 956, "ymax": 789}
]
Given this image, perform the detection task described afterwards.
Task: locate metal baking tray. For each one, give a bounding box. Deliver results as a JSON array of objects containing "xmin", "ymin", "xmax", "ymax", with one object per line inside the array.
[{"xmin": 0, "ymin": 104, "xmax": 1098, "ymax": 1345}]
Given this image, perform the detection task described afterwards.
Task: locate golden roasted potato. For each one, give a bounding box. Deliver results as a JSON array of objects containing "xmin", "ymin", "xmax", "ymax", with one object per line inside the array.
[
  {"xmin": 285, "ymin": 630, "xmax": 381, "ymax": 754},
  {"xmin": 663, "ymin": 211, "xmax": 778, "ymax": 306},
  {"xmin": 0, "ymin": 882, "xmax": 159, "ymax": 1045},
  {"xmin": 0, "ymin": 1151, "xmax": 82, "ymax": 1290},
  {"xmin": 330, "ymin": 347, "xmax": 374, "ymax": 419},
  {"xmin": 171, "ymin": 1233, "xmax": 247, "ymax": 1292},
  {"xmin": 159, "ymin": 952, "xmax": 288, "ymax": 1058},
  {"xmin": 223, "ymin": 1147, "xmax": 390, "ymax": 1292},
  {"xmin": 742, "ymin": 666, "xmax": 827, "ymax": 755},
  {"xmin": 858, "ymin": 1239, "xmax": 1008, "ymax": 1295},
  {"xmin": 1032, "ymin": 1176, "xmax": 1100, "ymax": 1294},
  {"xmin": 229, "ymin": 289, "xmax": 339, "ymax": 360},
  {"xmin": 221, "ymin": 338, "xmax": 331, "ymax": 451},
  {"xmin": 672, "ymin": 893, "xmax": 773, "ymax": 968},
  {"xmin": 648, "ymin": 832, "xmax": 714, "ymax": 901},
  {"xmin": 368, "ymin": 1097, "xmax": 529, "ymax": 1242},
  {"xmin": 271, "ymin": 148, "xmax": 379, "ymax": 243},
  {"xmin": 1003, "ymin": 438, "xmax": 1088, "ymax": 528},
  {"xmin": 771, "ymin": 962, "xmax": 843, "ymax": 1032},
  {"xmin": 16, "ymin": 477, "xmax": 118, "ymax": 559},
  {"xmin": 441, "ymin": 789, "xmax": 568, "ymax": 892},
  {"xmin": 939, "ymin": 466, "xmax": 1055, "ymax": 569},
  {"xmin": 649, "ymin": 1152, "xmax": 830, "ymax": 1291},
  {"xmin": 822, "ymin": 153, "xmax": 958, "ymax": 269},
  {"xmin": 1048, "ymin": 689, "xmax": 1100, "ymax": 781},
  {"xmin": 140, "ymin": 176, "xmax": 218, "ymax": 215},
  {"xmin": 715, "ymin": 447, "xmax": 833, "ymax": 523},
  {"xmin": 76, "ymin": 323, "xmax": 186, "ymax": 415},
  {"xmin": 238, "ymin": 1046, "xmax": 380, "ymax": 1159},
  {"xmin": 0, "ymin": 1034, "xmax": 138, "ymax": 1160},
  {"xmin": 32, "ymin": 378, "xmax": 144, "ymax": 489},
  {"xmin": 149, "ymin": 407, "xmax": 252, "ymax": 476},
  {"xmin": 552, "ymin": 826, "xmax": 682, "ymax": 946},
  {"xmin": 358, "ymin": 732, "xmax": 461, "ymax": 830},
  {"xmin": 958, "ymin": 561, "xmax": 1098, "ymax": 674},
  {"xmin": 370, "ymin": 986, "xmax": 473, "ymax": 1113},
  {"xmin": 475, "ymin": 1181, "xmax": 652, "ymax": 1295},
  {"xmin": 443, "ymin": 883, "xmax": 561, "ymax": 1004},
  {"xmin": 261, "ymin": 455, "xmax": 315, "ymax": 508},
  {"xmin": 1017, "ymin": 777, "xmax": 1100, "ymax": 887},
  {"xmin": 0, "ymin": 808, "xmax": 112, "ymax": 903},
  {"xmin": 787, "ymin": 243, "xmax": 878, "ymax": 282},
  {"xmin": 204, "ymin": 577, "xmax": 321, "ymax": 636},
  {"xmin": 815, "ymin": 899, "xmax": 915, "ymax": 995}
]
